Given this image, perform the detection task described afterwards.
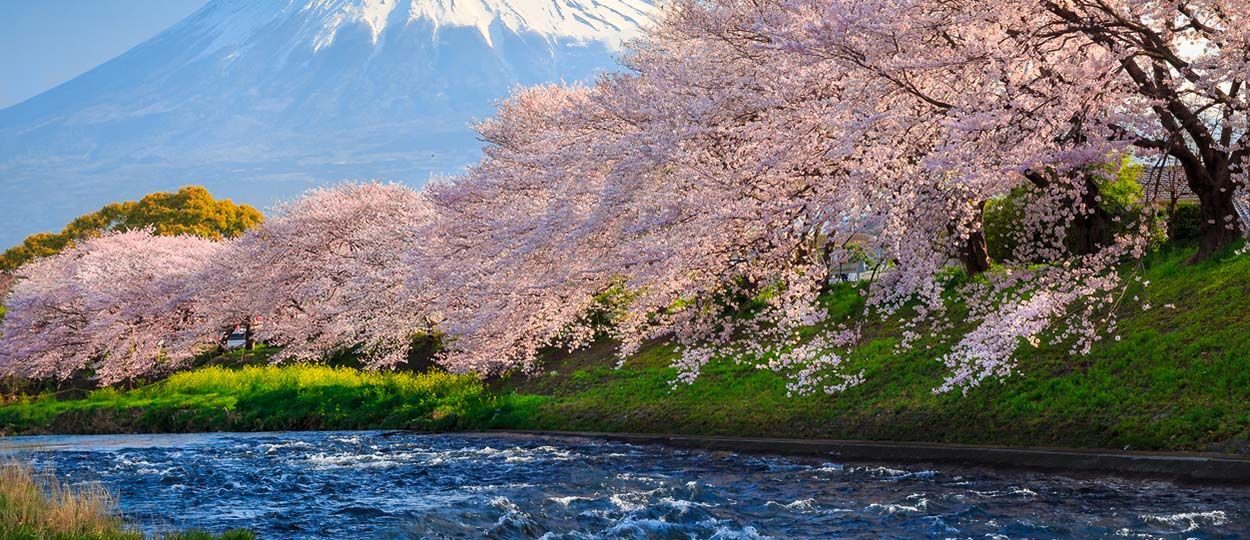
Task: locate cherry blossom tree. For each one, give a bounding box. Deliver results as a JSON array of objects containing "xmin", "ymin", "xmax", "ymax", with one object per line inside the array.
[
  {"xmin": 579, "ymin": 0, "xmax": 1217, "ymax": 392},
  {"xmin": 0, "ymin": 230, "xmax": 223, "ymax": 385},
  {"xmin": 416, "ymin": 0, "xmax": 1187, "ymax": 394},
  {"xmin": 1026, "ymin": 0, "xmax": 1249, "ymax": 259},
  {"xmin": 196, "ymin": 182, "xmax": 433, "ymax": 369},
  {"xmin": 746, "ymin": 0, "xmax": 1245, "ymax": 386},
  {"xmin": 412, "ymin": 85, "xmax": 633, "ymax": 373},
  {"xmin": 776, "ymin": 0, "xmax": 1247, "ymax": 260},
  {"xmin": 413, "ymin": 4, "xmax": 905, "ymax": 390}
]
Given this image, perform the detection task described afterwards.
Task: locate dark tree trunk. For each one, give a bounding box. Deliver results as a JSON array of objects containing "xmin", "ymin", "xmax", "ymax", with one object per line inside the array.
[
  {"xmin": 1181, "ymin": 159, "xmax": 1241, "ymax": 262},
  {"xmin": 0, "ymin": 272, "xmax": 12, "ymax": 300},
  {"xmin": 1193, "ymin": 182, "xmax": 1241, "ymax": 261},
  {"xmin": 244, "ymin": 316, "xmax": 257, "ymax": 351},
  {"xmin": 243, "ymin": 316, "xmax": 256, "ymax": 350},
  {"xmin": 1071, "ymin": 176, "xmax": 1112, "ymax": 256},
  {"xmin": 1024, "ymin": 170, "xmax": 1112, "ymax": 257},
  {"xmin": 959, "ymin": 200, "xmax": 992, "ymax": 275},
  {"xmin": 1036, "ymin": 0, "xmax": 1246, "ymax": 262}
]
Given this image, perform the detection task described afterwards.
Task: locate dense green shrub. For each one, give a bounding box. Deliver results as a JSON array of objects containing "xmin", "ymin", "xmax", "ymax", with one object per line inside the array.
[
  {"xmin": 983, "ymin": 188, "xmax": 1027, "ymax": 262},
  {"xmin": 984, "ymin": 159, "xmax": 1148, "ymax": 262},
  {"xmin": 1167, "ymin": 201, "xmax": 1202, "ymax": 243}
]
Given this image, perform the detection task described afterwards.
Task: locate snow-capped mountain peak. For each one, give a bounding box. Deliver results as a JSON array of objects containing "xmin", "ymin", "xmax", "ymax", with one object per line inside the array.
[
  {"xmin": 310, "ymin": 0, "xmax": 400, "ymax": 50},
  {"xmin": 0, "ymin": 0, "xmax": 654, "ymax": 246},
  {"xmin": 404, "ymin": 0, "xmax": 652, "ymax": 47},
  {"xmin": 190, "ymin": 0, "xmax": 652, "ymax": 55}
]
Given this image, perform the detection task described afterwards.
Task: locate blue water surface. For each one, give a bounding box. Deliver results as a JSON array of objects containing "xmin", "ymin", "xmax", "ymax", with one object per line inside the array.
[{"xmin": 2, "ymin": 431, "xmax": 1248, "ymax": 539}]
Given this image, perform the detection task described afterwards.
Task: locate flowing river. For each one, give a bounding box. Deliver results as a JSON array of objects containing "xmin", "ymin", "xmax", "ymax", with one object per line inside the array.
[{"xmin": 2, "ymin": 431, "xmax": 1248, "ymax": 538}]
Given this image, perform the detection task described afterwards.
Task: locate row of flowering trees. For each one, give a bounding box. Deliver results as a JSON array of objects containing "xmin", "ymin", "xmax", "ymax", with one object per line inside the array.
[
  {"xmin": 0, "ymin": 184, "xmax": 430, "ymax": 385},
  {"xmin": 1, "ymin": 0, "xmax": 1246, "ymax": 391}
]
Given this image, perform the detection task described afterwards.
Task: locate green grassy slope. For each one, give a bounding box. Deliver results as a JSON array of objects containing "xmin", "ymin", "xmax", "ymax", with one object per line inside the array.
[{"xmin": 495, "ymin": 245, "xmax": 1250, "ymax": 453}]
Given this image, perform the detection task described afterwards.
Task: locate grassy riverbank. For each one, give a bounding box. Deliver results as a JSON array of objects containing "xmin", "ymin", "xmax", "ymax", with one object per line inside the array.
[
  {"xmin": 1, "ymin": 246, "xmax": 1248, "ymax": 454},
  {"xmin": 0, "ymin": 365, "xmax": 540, "ymax": 435},
  {"xmin": 499, "ymin": 245, "xmax": 1250, "ymax": 453},
  {"xmin": 0, "ymin": 460, "xmax": 252, "ymax": 540}
]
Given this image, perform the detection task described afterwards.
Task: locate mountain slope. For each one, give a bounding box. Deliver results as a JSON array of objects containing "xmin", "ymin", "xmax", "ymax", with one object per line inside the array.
[{"xmin": 0, "ymin": 0, "xmax": 652, "ymax": 246}]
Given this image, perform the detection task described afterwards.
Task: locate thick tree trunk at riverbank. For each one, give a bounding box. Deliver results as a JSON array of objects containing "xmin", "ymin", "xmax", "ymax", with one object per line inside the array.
[
  {"xmin": 959, "ymin": 200, "xmax": 991, "ymax": 275},
  {"xmin": 1071, "ymin": 176, "xmax": 1112, "ymax": 257},
  {"xmin": 1190, "ymin": 167, "xmax": 1242, "ymax": 262}
]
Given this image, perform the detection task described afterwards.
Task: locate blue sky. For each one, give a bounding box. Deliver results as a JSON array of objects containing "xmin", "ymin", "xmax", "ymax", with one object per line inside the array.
[{"xmin": 0, "ymin": 0, "xmax": 207, "ymax": 109}]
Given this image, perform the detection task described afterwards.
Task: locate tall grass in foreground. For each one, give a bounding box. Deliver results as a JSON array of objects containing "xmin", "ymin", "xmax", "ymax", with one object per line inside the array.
[
  {"xmin": 0, "ymin": 459, "xmax": 121, "ymax": 538},
  {"xmin": 0, "ymin": 459, "xmax": 253, "ymax": 540}
]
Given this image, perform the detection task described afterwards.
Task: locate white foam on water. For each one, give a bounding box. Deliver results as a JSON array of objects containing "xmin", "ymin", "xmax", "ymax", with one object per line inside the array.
[
  {"xmin": 134, "ymin": 466, "xmax": 177, "ymax": 476},
  {"xmin": 301, "ymin": 450, "xmax": 425, "ymax": 469},
  {"xmin": 971, "ymin": 486, "xmax": 1039, "ymax": 499},
  {"xmin": 604, "ymin": 515, "xmax": 683, "ymax": 537},
  {"xmin": 615, "ymin": 472, "xmax": 668, "ymax": 482},
  {"xmin": 851, "ymin": 465, "xmax": 938, "ymax": 480},
  {"xmin": 609, "ymin": 492, "xmax": 649, "ymax": 512},
  {"xmin": 763, "ymin": 498, "xmax": 856, "ymax": 517},
  {"xmin": 658, "ymin": 496, "xmax": 711, "ymax": 514},
  {"xmin": 260, "ymin": 441, "xmax": 314, "ymax": 454},
  {"xmin": 456, "ymin": 482, "xmax": 537, "ymax": 492},
  {"xmin": 549, "ymin": 495, "xmax": 594, "ymax": 507},
  {"xmin": 867, "ymin": 495, "xmax": 930, "ymax": 515},
  {"xmin": 707, "ymin": 522, "xmax": 773, "ymax": 539},
  {"xmin": 1112, "ymin": 528, "xmax": 1168, "ymax": 538},
  {"xmin": 489, "ymin": 496, "xmax": 538, "ymax": 531},
  {"xmin": 1141, "ymin": 510, "xmax": 1229, "ymax": 533}
]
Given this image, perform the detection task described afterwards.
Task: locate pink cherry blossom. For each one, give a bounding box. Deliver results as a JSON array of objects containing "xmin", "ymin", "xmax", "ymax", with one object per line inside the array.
[
  {"xmin": 195, "ymin": 182, "xmax": 433, "ymax": 369},
  {"xmin": 0, "ymin": 230, "xmax": 223, "ymax": 384}
]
